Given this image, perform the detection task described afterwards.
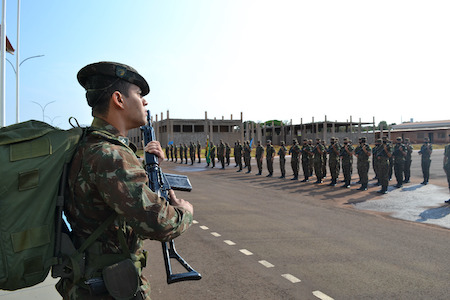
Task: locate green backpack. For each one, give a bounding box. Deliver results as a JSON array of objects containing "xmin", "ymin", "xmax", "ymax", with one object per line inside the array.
[{"xmin": 0, "ymin": 120, "xmax": 83, "ymax": 290}]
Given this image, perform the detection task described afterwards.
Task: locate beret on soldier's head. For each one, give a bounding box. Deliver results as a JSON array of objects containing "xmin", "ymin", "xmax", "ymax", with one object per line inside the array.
[{"xmin": 77, "ymin": 61, "xmax": 150, "ymax": 103}]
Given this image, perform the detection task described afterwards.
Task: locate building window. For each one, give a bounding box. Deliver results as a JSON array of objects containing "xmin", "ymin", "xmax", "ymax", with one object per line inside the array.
[
  {"xmin": 417, "ymin": 132, "xmax": 424, "ymax": 139},
  {"xmin": 173, "ymin": 125, "xmax": 181, "ymax": 132},
  {"xmin": 194, "ymin": 125, "xmax": 204, "ymax": 132},
  {"xmin": 213, "ymin": 126, "xmax": 218, "ymax": 132},
  {"xmin": 220, "ymin": 125, "xmax": 229, "ymax": 132},
  {"xmin": 438, "ymin": 132, "xmax": 445, "ymax": 139},
  {"xmin": 183, "ymin": 125, "xmax": 193, "ymax": 132}
]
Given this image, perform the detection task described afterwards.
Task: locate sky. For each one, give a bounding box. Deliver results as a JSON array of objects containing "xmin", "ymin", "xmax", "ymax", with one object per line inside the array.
[{"xmin": 2, "ymin": 0, "xmax": 449, "ymax": 129}]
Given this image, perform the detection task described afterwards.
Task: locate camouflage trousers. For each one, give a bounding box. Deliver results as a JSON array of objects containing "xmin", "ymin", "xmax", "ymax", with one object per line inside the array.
[
  {"xmin": 291, "ymin": 158, "xmax": 299, "ymax": 177},
  {"xmin": 404, "ymin": 158, "xmax": 412, "ymax": 181},
  {"xmin": 302, "ymin": 159, "xmax": 310, "ymax": 179},
  {"xmin": 393, "ymin": 159, "xmax": 404, "ymax": 185},
  {"xmin": 421, "ymin": 158, "xmax": 431, "ymax": 182},
  {"xmin": 218, "ymin": 155, "xmax": 225, "ymax": 168},
  {"xmin": 341, "ymin": 160, "xmax": 352, "ymax": 184},
  {"xmin": 378, "ymin": 157, "xmax": 390, "ymax": 190},
  {"xmin": 329, "ymin": 158, "xmax": 340, "ymax": 182},
  {"xmin": 357, "ymin": 160, "xmax": 369, "ymax": 186},
  {"xmin": 256, "ymin": 157, "xmax": 263, "ymax": 173},
  {"xmin": 266, "ymin": 158, "xmax": 274, "ymax": 175},
  {"xmin": 314, "ymin": 158, "xmax": 323, "ymax": 180},
  {"xmin": 280, "ymin": 157, "xmax": 286, "ymax": 176}
]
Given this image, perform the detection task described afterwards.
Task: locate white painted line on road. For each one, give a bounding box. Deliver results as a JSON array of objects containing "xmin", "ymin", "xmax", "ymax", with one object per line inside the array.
[
  {"xmin": 258, "ymin": 260, "xmax": 274, "ymax": 268},
  {"xmin": 224, "ymin": 240, "xmax": 236, "ymax": 245},
  {"xmin": 312, "ymin": 290, "xmax": 334, "ymax": 300},
  {"xmin": 199, "ymin": 225, "xmax": 209, "ymax": 230},
  {"xmin": 239, "ymin": 249, "xmax": 253, "ymax": 256},
  {"xmin": 192, "ymin": 220, "xmax": 199, "ymax": 224},
  {"xmin": 281, "ymin": 274, "xmax": 301, "ymax": 283},
  {"xmin": 211, "ymin": 232, "xmax": 221, "ymax": 237}
]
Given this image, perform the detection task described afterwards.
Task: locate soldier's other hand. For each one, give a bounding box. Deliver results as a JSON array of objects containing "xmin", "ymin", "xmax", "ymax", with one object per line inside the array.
[
  {"xmin": 168, "ymin": 190, "xmax": 194, "ymax": 215},
  {"xmin": 144, "ymin": 141, "xmax": 164, "ymax": 160}
]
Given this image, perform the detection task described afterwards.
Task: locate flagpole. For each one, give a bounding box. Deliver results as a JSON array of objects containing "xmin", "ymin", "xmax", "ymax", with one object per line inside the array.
[
  {"xmin": 0, "ymin": 0, "xmax": 6, "ymax": 127},
  {"xmin": 15, "ymin": 0, "xmax": 20, "ymax": 123}
]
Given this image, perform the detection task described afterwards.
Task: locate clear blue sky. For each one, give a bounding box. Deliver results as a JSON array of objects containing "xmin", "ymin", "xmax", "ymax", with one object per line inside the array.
[{"xmin": 3, "ymin": 0, "xmax": 450, "ymax": 129}]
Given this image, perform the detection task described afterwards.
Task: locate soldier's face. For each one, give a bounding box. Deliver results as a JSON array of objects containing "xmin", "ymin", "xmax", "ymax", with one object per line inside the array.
[{"xmin": 123, "ymin": 84, "xmax": 148, "ymax": 128}]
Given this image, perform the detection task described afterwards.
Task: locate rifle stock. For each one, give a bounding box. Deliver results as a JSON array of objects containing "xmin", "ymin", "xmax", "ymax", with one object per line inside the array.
[{"xmin": 140, "ymin": 110, "xmax": 201, "ymax": 284}]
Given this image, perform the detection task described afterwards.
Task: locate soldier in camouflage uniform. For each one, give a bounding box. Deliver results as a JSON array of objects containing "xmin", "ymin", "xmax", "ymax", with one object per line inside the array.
[
  {"xmin": 197, "ymin": 141, "xmax": 201, "ymax": 163},
  {"xmin": 321, "ymin": 140, "xmax": 327, "ymax": 178},
  {"xmin": 165, "ymin": 144, "xmax": 170, "ymax": 161},
  {"xmin": 173, "ymin": 143, "xmax": 178, "ymax": 162},
  {"xmin": 184, "ymin": 143, "xmax": 188, "ymax": 164},
  {"xmin": 289, "ymin": 139, "xmax": 301, "ymax": 180},
  {"xmin": 301, "ymin": 139, "xmax": 312, "ymax": 182},
  {"xmin": 354, "ymin": 137, "xmax": 371, "ymax": 190},
  {"xmin": 403, "ymin": 138, "xmax": 413, "ymax": 183},
  {"xmin": 419, "ymin": 137, "xmax": 433, "ymax": 185},
  {"xmin": 265, "ymin": 140, "xmax": 276, "ymax": 177},
  {"xmin": 225, "ymin": 142, "xmax": 231, "ymax": 166},
  {"xmin": 210, "ymin": 142, "xmax": 216, "ymax": 168},
  {"xmin": 235, "ymin": 140, "xmax": 243, "ymax": 172},
  {"xmin": 392, "ymin": 137, "xmax": 406, "ymax": 188},
  {"xmin": 255, "ymin": 141, "xmax": 264, "ymax": 175},
  {"xmin": 308, "ymin": 139, "xmax": 314, "ymax": 177},
  {"xmin": 444, "ymin": 139, "xmax": 450, "ymax": 203},
  {"xmin": 312, "ymin": 138, "xmax": 325, "ymax": 183},
  {"xmin": 170, "ymin": 143, "xmax": 174, "ymax": 161},
  {"xmin": 58, "ymin": 62, "xmax": 194, "ymax": 300},
  {"xmin": 179, "ymin": 143, "xmax": 184, "ymax": 164},
  {"xmin": 217, "ymin": 139, "xmax": 226, "ymax": 169},
  {"xmin": 327, "ymin": 137, "xmax": 341, "ymax": 186},
  {"xmin": 372, "ymin": 139, "xmax": 381, "ymax": 185},
  {"xmin": 376, "ymin": 137, "xmax": 393, "ymax": 194},
  {"xmin": 278, "ymin": 141, "xmax": 287, "ymax": 178},
  {"xmin": 189, "ymin": 142, "xmax": 195, "ymax": 165},
  {"xmin": 340, "ymin": 137, "xmax": 354, "ymax": 188},
  {"xmin": 244, "ymin": 140, "xmax": 252, "ymax": 173}
]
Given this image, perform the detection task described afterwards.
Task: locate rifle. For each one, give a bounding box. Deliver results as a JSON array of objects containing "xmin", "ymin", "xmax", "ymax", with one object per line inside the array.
[{"xmin": 141, "ymin": 110, "xmax": 202, "ymax": 284}]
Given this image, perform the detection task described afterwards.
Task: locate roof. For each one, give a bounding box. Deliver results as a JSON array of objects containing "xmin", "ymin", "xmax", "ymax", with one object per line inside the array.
[{"xmin": 391, "ymin": 120, "xmax": 450, "ymax": 130}]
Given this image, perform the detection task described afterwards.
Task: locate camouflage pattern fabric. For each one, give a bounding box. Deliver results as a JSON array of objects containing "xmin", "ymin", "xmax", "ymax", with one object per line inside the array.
[
  {"xmin": 255, "ymin": 144, "xmax": 264, "ymax": 174},
  {"xmin": 393, "ymin": 142, "xmax": 406, "ymax": 186},
  {"xmin": 355, "ymin": 143, "xmax": 371, "ymax": 187},
  {"xmin": 376, "ymin": 143, "xmax": 392, "ymax": 191},
  {"xmin": 266, "ymin": 144, "xmax": 275, "ymax": 175},
  {"xmin": 327, "ymin": 143, "xmax": 341, "ymax": 183},
  {"xmin": 404, "ymin": 142, "xmax": 413, "ymax": 182},
  {"xmin": 301, "ymin": 144, "xmax": 312, "ymax": 180},
  {"xmin": 289, "ymin": 143, "xmax": 301, "ymax": 178},
  {"xmin": 59, "ymin": 117, "xmax": 192, "ymax": 300},
  {"xmin": 419, "ymin": 142, "xmax": 433, "ymax": 183},
  {"xmin": 312, "ymin": 143, "xmax": 325, "ymax": 181},
  {"xmin": 340, "ymin": 144, "xmax": 354, "ymax": 185},
  {"xmin": 278, "ymin": 144, "xmax": 287, "ymax": 177}
]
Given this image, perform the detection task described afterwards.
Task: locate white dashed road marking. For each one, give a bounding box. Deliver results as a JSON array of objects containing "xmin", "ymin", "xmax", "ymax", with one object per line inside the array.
[
  {"xmin": 192, "ymin": 220, "xmax": 199, "ymax": 224},
  {"xmin": 199, "ymin": 225, "xmax": 209, "ymax": 230},
  {"xmin": 239, "ymin": 249, "xmax": 253, "ymax": 256},
  {"xmin": 211, "ymin": 232, "xmax": 221, "ymax": 237},
  {"xmin": 258, "ymin": 260, "xmax": 274, "ymax": 268},
  {"xmin": 281, "ymin": 274, "xmax": 301, "ymax": 283},
  {"xmin": 312, "ymin": 290, "xmax": 334, "ymax": 300},
  {"xmin": 224, "ymin": 240, "xmax": 236, "ymax": 245}
]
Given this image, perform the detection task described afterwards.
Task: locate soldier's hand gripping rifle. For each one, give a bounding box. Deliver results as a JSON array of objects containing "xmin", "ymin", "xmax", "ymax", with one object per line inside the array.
[{"xmin": 141, "ymin": 111, "xmax": 202, "ymax": 284}]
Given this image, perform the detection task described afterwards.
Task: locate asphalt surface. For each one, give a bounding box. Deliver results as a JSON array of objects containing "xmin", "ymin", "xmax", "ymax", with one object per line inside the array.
[{"xmin": 2, "ymin": 149, "xmax": 448, "ymax": 299}]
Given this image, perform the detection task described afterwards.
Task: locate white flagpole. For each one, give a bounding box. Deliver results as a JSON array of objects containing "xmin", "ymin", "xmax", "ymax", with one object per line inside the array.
[
  {"xmin": 0, "ymin": 0, "xmax": 6, "ymax": 127},
  {"xmin": 15, "ymin": 0, "xmax": 19, "ymax": 123}
]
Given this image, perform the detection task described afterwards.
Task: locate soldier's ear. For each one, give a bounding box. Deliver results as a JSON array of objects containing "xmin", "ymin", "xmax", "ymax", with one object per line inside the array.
[{"xmin": 111, "ymin": 91, "xmax": 125, "ymax": 109}]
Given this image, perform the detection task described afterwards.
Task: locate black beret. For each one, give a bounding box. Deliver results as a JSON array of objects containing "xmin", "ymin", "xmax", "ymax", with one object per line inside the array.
[{"xmin": 77, "ymin": 61, "xmax": 150, "ymax": 96}]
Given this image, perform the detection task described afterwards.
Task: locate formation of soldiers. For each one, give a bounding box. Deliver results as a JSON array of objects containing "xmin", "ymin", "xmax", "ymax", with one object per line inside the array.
[{"xmin": 165, "ymin": 137, "xmax": 450, "ymax": 202}]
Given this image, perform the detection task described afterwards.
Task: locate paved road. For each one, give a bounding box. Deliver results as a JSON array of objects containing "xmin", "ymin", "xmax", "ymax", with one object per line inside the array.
[{"xmin": 2, "ymin": 149, "xmax": 448, "ymax": 299}]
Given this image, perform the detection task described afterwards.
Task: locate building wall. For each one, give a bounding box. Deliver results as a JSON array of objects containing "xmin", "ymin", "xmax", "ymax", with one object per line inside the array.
[{"xmin": 390, "ymin": 129, "xmax": 450, "ymax": 144}]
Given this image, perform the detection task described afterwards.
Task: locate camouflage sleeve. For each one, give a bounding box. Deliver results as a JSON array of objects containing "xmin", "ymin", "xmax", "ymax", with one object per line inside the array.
[{"xmin": 93, "ymin": 143, "xmax": 192, "ymax": 242}]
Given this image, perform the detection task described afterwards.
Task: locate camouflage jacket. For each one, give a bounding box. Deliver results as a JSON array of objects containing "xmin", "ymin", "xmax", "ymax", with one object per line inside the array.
[{"xmin": 66, "ymin": 117, "xmax": 193, "ymax": 255}]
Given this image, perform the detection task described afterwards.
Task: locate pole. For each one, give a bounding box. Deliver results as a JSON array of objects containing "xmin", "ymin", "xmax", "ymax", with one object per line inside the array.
[
  {"xmin": 1, "ymin": 0, "xmax": 6, "ymax": 126},
  {"xmin": 15, "ymin": 0, "xmax": 20, "ymax": 123}
]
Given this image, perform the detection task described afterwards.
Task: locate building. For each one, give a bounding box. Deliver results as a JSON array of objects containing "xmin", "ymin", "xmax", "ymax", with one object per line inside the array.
[
  {"xmin": 389, "ymin": 120, "xmax": 450, "ymax": 144},
  {"xmin": 127, "ymin": 111, "xmax": 244, "ymax": 149}
]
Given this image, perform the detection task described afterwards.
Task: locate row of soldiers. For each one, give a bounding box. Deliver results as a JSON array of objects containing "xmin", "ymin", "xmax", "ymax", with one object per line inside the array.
[{"xmin": 164, "ymin": 137, "xmax": 438, "ymax": 195}]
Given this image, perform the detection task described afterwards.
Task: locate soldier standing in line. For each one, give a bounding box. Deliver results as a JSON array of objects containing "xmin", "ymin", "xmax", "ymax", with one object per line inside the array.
[
  {"xmin": 174, "ymin": 143, "xmax": 178, "ymax": 162},
  {"xmin": 170, "ymin": 143, "xmax": 174, "ymax": 161},
  {"xmin": 225, "ymin": 142, "xmax": 231, "ymax": 166},
  {"xmin": 235, "ymin": 140, "xmax": 243, "ymax": 172},
  {"xmin": 301, "ymin": 139, "xmax": 312, "ymax": 182},
  {"xmin": 205, "ymin": 141, "xmax": 210, "ymax": 167},
  {"xmin": 233, "ymin": 141, "xmax": 239, "ymax": 167},
  {"xmin": 179, "ymin": 143, "xmax": 184, "ymax": 164},
  {"xmin": 418, "ymin": 137, "xmax": 433, "ymax": 185},
  {"xmin": 327, "ymin": 137, "xmax": 341, "ymax": 186},
  {"xmin": 218, "ymin": 139, "xmax": 226, "ymax": 169},
  {"xmin": 340, "ymin": 137, "xmax": 354, "ymax": 188},
  {"xmin": 183, "ymin": 143, "xmax": 188, "ymax": 164},
  {"xmin": 289, "ymin": 139, "xmax": 301, "ymax": 180},
  {"xmin": 403, "ymin": 138, "xmax": 413, "ymax": 183},
  {"xmin": 210, "ymin": 142, "xmax": 216, "ymax": 168},
  {"xmin": 355, "ymin": 137, "xmax": 371, "ymax": 191},
  {"xmin": 388, "ymin": 139, "xmax": 394, "ymax": 181},
  {"xmin": 255, "ymin": 141, "xmax": 264, "ymax": 175},
  {"xmin": 376, "ymin": 137, "xmax": 392, "ymax": 194},
  {"xmin": 244, "ymin": 140, "xmax": 252, "ymax": 173},
  {"xmin": 197, "ymin": 141, "xmax": 201, "ymax": 163},
  {"xmin": 278, "ymin": 141, "xmax": 287, "ymax": 178},
  {"xmin": 165, "ymin": 144, "xmax": 170, "ymax": 161},
  {"xmin": 393, "ymin": 137, "xmax": 407, "ymax": 188},
  {"xmin": 308, "ymin": 139, "xmax": 314, "ymax": 177},
  {"xmin": 266, "ymin": 140, "xmax": 276, "ymax": 177},
  {"xmin": 243, "ymin": 141, "xmax": 248, "ymax": 169},
  {"xmin": 189, "ymin": 142, "xmax": 195, "ymax": 165},
  {"xmin": 312, "ymin": 138, "xmax": 325, "ymax": 184},
  {"xmin": 321, "ymin": 140, "xmax": 327, "ymax": 178},
  {"xmin": 444, "ymin": 138, "xmax": 450, "ymax": 204},
  {"xmin": 372, "ymin": 139, "xmax": 381, "ymax": 185}
]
